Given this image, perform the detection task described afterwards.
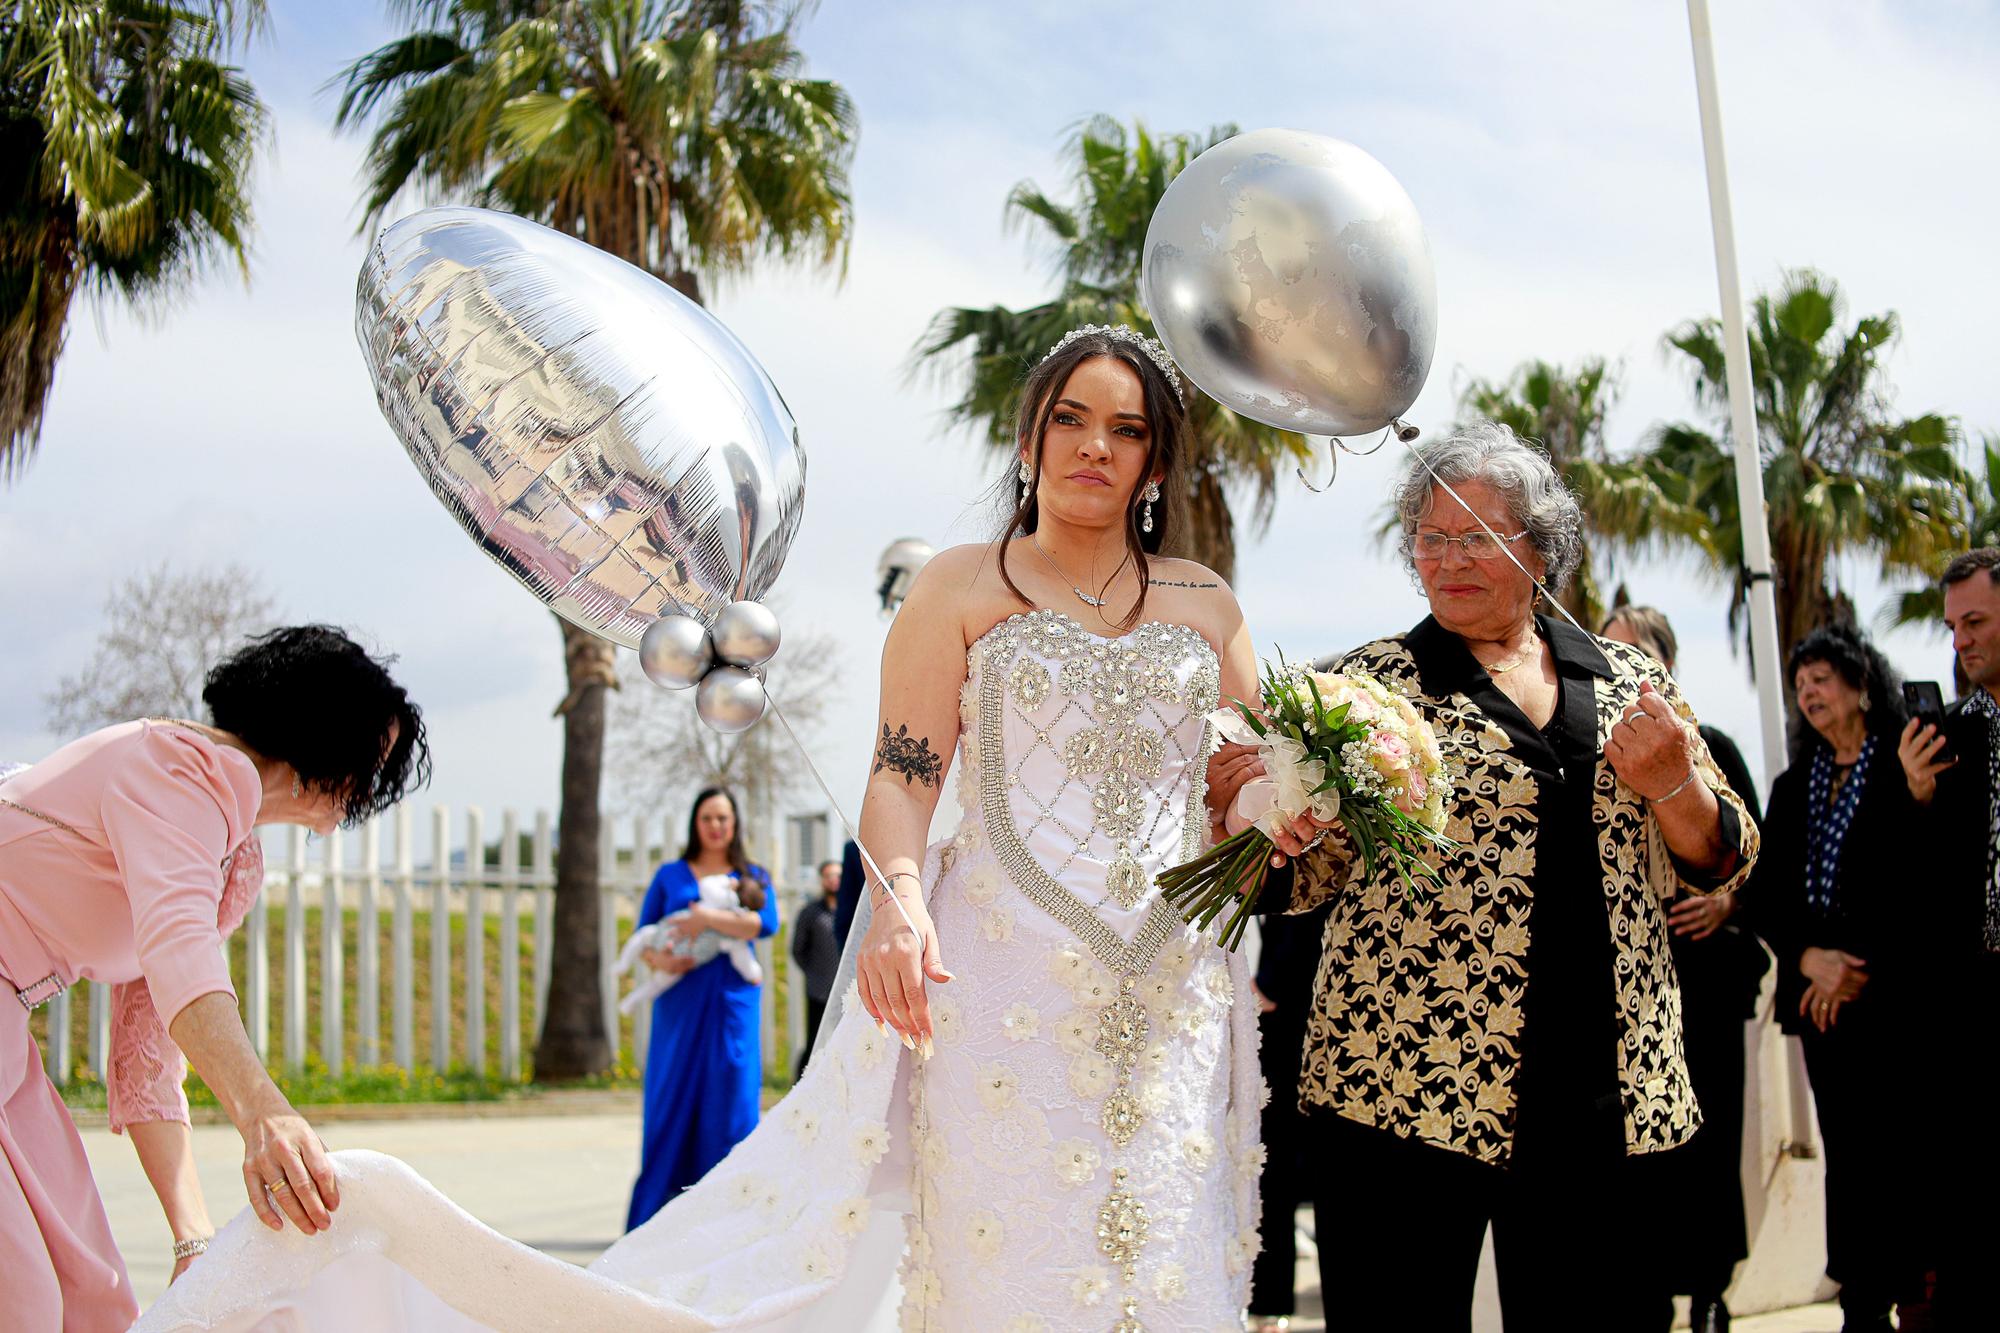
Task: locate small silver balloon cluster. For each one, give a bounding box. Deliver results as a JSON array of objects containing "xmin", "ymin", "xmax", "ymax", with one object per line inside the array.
[{"xmin": 639, "ymin": 601, "xmax": 783, "ymax": 734}]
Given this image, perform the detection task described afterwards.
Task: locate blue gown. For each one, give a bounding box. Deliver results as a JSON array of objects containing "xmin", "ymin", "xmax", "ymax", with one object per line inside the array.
[{"xmin": 625, "ymin": 859, "xmax": 779, "ymax": 1230}]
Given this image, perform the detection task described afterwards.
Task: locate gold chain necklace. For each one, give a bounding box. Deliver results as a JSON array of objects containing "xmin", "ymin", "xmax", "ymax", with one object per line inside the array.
[{"xmin": 1482, "ymin": 634, "xmax": 1542, "ymax": 675}]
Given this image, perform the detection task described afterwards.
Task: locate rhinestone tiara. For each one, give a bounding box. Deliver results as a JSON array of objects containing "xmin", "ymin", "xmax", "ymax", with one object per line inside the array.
[{"xmin": 1038, "ymin": 323, "xmax": 1186, "ymax": 408}]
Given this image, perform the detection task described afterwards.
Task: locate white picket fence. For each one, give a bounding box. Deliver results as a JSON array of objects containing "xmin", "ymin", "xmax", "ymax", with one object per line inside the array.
[{"xmin": 40, "ymin": 805, "xmax": 809, "ymax": 1088}]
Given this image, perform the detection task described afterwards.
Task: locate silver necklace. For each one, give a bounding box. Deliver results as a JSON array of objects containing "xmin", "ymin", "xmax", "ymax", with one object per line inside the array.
[{"xmin": 1029, "ymin": 538, "xmax": 1118, "ymax": 609}]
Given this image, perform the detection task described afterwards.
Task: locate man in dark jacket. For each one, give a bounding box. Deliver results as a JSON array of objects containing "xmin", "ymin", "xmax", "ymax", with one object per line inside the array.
[
  {"xmin": 1896, "ymin": 548, "xmax": 2000, "ymax": 1331},
  {"xmin": 790, "ymin": 859, "xmax": 843, "ymax": 1076}
]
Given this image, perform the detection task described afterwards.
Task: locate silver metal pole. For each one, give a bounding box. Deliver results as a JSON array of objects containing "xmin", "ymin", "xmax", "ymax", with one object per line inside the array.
[{"xmin": 1687, "ymin": 0, "xmax": 1789, "ymax": 787}]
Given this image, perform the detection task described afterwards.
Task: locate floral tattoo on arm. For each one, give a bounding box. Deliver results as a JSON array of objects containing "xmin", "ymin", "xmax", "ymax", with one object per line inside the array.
[{"xmin": 874, "ymin": 723, "xmax": 943, "ymax": 788}]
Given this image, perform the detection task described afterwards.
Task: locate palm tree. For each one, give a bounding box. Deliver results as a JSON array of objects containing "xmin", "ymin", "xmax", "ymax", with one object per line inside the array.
[
  {"xmin": 1888, "ymin": 431, "xmax": 2000, "ymax": 631},
  {"xmin": 1640, "ymin": 269, "xmax": 1963, "ymax": 668},
  {"xmin": 1452, "ymin": 358, "xmax": 1699, "ymax": 628},
  {"xmin": 336, "ymin": 0, "xmax": 854, "ymax": 1079},
  {"xmin": 916, "ymin": 116, "xmax": 1312, "ymax": 583},
  {"xmin": 1, "ymin": 0, "xmax": 267, "ymax": 477}
]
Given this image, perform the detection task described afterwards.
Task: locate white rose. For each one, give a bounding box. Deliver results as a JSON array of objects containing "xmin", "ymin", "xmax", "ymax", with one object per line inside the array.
[
  {"xmin": 981, "ymin": 907, "xmax": 1015, "ymax": 943},
  {"xmin": 1152, "ymin": 1262, "xmax": 1188, "ymax": 1303},
  {"xmin": 1182, "ymin": 1130, "xmax": 1215, "ymax": 1171}
]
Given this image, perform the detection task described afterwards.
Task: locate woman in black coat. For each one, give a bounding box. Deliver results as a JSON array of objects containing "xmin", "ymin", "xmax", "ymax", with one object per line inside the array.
[
  {"xmin": 1604, "ymin": 606, "xmax": 1770, "ymax": 1333},
  {"xmin": 1749, "ymin": 626, "xmax": 1935, "ymax": 1333}
]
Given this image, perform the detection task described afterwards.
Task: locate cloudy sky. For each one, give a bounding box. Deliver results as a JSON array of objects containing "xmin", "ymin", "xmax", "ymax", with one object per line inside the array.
[{"xmin": 4, "ymin": 1, "xmax": 1994, "ymax": 871}]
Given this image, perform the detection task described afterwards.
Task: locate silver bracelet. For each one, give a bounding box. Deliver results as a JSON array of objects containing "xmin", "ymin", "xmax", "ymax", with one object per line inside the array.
[
  {"xmin": 171, "ymin": 1235, "xmax": 210, "ymax": 1261},
  {"xmin": 1648, "ymin": 768, "xmax": 1703, "ymax": 805}
]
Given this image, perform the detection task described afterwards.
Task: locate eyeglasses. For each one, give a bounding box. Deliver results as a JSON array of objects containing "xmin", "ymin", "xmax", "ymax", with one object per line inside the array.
[{"xmin": 1413, "ymin": 529, "xmax": 1528, "ymax": 561}]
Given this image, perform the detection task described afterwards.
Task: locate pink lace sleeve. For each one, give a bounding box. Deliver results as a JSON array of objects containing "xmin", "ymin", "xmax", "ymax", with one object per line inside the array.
[
  {"xmin": 107, "ymin": 975, "xmax": 190, "ymax": 1134},
  {"xmin": 106, "ymin": 837, "xmax": 263, "ymax": 1134}
]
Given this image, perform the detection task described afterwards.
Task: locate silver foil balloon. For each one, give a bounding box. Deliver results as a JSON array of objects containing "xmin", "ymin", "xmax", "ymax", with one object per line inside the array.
[
  {"xmin": 1141, "ymin": 129, "xmax": 1437, "ymax": 437},
  {"xmin": 695, "ymin": 666, "xmax": 768, "ymax": 733},
  {"xmin": 356, "ymin": 206, "xmax": 807, "ymax": 649},
  {"xmin": 638, "ymin": 614, "xmax": 714, "ymax": 690},
  {"xmin": 710, "ymin": 600, "xmax": 782, "ymax": 669}
]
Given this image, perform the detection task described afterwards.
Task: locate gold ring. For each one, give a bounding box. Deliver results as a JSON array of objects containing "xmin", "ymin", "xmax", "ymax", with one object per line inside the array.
[{"xmin": 268, "ymin": 1179, "xmax": 294, "ymax": 1193}]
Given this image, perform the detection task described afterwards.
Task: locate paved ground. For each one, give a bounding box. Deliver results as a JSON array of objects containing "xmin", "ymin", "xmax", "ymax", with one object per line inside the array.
[{"xmin": 84, "ymin": 1106, "xmax": 1843, "ymax": 1329}]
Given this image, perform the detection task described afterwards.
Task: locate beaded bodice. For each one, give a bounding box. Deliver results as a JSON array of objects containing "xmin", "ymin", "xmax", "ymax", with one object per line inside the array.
[{"xmin": 951, "ymin": 609, "xmax": 1220, "ymax": 979}]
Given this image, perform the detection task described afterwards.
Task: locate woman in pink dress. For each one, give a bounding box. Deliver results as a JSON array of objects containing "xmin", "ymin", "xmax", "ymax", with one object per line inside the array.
[{"xmin": 0, "ymin": 624, "xmax": 429, "ymax": 1331}]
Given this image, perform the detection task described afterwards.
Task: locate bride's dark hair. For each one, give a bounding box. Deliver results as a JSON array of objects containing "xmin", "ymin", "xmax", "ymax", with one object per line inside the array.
[{"xmin": 995, "ymin": 330, "xmax": 1192, "ymax": 631}]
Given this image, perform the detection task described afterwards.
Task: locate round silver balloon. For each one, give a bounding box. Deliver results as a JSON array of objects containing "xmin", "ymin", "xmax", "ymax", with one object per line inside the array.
[
  {"xmin": 356, "ymin": 206, "xmax": 807, "ymax": 649},
  {"xmin": 1141, "ymin": 129, "xmax": 1437, "ymax": 437},
  {"xmin": 695, "ymin": 666, "xmax": 768, "ymax": 734},
  {"xmin": 638, "ymin": 613, "xmax": 714, "ymax": 690},
  {"xmin": 875, "ymin": 537, "xmax": 935, "ymax": 615},
  {"xmin": 710, "ymin": 600, "xmax": 783, "ymax": 669}
]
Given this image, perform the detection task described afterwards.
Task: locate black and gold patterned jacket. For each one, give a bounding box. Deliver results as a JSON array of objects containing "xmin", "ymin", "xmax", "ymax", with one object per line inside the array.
[{"xmin": 1267, "ymin": 615, "xmax": 1759, "ymax": 1166}]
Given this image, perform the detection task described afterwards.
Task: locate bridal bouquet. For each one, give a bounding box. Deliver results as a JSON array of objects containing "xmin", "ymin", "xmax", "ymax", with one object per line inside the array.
[{"xmin": 1158, "ymin": 657, "xmax": 1455, "ymax": 950}]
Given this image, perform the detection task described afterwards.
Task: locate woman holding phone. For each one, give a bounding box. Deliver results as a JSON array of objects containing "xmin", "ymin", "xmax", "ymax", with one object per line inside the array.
[{"xmin": 1746, "ymin": 625, "xmax": 1937, "ymax": 1332}]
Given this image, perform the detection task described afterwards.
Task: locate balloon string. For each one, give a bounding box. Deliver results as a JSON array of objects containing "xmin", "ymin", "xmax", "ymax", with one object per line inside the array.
[
  {"xmin": 762, "ymin": 695, "xmax": 925, "ymax": 943},
  {"xmin": 1394, "ymin": 434, "xmax": 1591, "ymax": 638}
]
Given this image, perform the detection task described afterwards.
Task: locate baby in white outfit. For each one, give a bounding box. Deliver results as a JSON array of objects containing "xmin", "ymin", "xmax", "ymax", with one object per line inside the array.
[{"xmin": 615, "ymin": 872, "xmax": 764, "ymax": 1014}]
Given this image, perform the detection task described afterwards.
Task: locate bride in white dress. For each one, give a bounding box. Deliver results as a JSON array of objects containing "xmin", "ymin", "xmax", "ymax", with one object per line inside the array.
[{"xmin": 139, "ymin": 326, "xmax": 1267, "ymax": 1333}]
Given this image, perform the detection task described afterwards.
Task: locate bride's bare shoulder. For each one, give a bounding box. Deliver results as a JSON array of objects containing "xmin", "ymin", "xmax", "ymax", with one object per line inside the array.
[{"xmin": 895, "ymin": 542, "xmax": 1019, "ymax": 639}]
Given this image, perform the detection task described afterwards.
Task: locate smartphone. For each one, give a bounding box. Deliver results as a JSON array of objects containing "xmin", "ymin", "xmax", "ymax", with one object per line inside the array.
[{"xmin": 1902, "ymin": 680, "xmax": 1952, "ymax": 756}]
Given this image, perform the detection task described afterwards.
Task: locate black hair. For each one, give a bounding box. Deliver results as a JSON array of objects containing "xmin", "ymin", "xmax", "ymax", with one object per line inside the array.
[
  {"xmin": 203, "ymin": 625, "xmax": 430, "ymax": 826},
  {"xmin": 680, "ymin": 785, "xmax": 761, "ymax": 909},
  {"xmin": 1786, "ymin": 623, "xmax": 1905, "ymax": 764},
  {"xmin": 1941, "ymin": 547, "xmax": 2000, "ymax": 589},
  {"xmin": 996, "ymin": 330, "xmax": 1192, "ymax": 630}
]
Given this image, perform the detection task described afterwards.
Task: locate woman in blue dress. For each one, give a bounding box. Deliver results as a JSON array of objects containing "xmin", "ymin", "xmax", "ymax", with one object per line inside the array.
[{"xmin": 625, "ymin": 786, "xmax": 778, "ymax": 1229}]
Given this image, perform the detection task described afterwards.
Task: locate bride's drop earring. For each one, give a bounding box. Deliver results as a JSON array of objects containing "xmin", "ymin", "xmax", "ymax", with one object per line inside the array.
[
  {"xmin": 1141, "ymin": 480, "xmax": 1160, "ymax": 534},
  {"xmin": 1018, "ymin": 458, "xmax": 1033, "ymax": 503}
]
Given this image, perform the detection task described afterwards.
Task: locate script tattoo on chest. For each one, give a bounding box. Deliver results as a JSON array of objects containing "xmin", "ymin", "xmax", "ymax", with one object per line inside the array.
[
  {"xmin": 1147, "ymin": 578, "xmax": 1220, "ymax": 590},
  {"xmin": 874, "ymin": 723, "xmax": 943, "ymax": 788}
]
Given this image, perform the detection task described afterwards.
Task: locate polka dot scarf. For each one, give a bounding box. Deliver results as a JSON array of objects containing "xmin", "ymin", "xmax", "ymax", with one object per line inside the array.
[{"xmin": 1805, "ymin": 733, "xmax": 1876, "ymax": 916}]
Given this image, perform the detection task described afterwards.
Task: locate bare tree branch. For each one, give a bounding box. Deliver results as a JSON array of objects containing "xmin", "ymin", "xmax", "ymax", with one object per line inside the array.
[
  {"xmin": 45, "ymin": 564, "xmax": 277, "ymax": 735},
  {"xmin": 606, "ymin": 625, "xmax": 844, "ymax": 819}
]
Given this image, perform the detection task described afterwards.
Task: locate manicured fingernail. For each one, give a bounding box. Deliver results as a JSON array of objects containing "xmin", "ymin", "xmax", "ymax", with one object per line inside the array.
[
  {"xmin": 900, "ymin": 1031, "xmax": 916, "ymax": 1051},
  {"xmin": 921, "ymin": 1036, "xmax": 935, "ymax": 1060}
]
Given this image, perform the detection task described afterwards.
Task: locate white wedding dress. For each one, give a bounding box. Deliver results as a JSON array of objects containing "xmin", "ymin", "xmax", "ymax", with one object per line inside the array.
[{"xmin": 139, "ymin": 610, "xmax": 1263, "ymax": 1333}]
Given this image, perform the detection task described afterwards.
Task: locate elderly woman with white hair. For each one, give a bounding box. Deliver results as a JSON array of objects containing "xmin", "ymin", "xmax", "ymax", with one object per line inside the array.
[{"xmin": 1208, "ymin": 422, "xmax": 1758, "ymax": 1331}]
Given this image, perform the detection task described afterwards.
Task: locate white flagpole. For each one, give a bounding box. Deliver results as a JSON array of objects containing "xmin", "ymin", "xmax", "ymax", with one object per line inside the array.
[
  {"xmin": 1687, "ymin": 0, "xmax": 1820, "ymax": 1170},
  {"xmin": 1686, "ymin": 0, "xmax": 1789, "ymax": 786}
]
